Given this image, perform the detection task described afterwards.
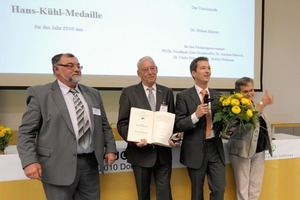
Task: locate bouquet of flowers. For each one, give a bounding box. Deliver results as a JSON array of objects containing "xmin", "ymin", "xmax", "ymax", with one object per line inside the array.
[
  {"xmin": 213, "ymin": 93, "xmax": 259, "ymax": 139},
  {"xmin": 0, "ymin": 124, "xmax": 13, "ymax": 153}
]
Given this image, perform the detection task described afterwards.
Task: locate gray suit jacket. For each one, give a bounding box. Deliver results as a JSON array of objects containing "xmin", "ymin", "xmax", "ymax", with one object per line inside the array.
[
  {"xmin": 228, "ymin": 113, "xmax": 273, "ymax": 158},
  {"xmin": 175, "ymin": 86, "xmax": 225, "ymax": 169},
  {"xmin": 17, "ymin": 81, "xmax": 116, "ymax": 185},
  {"xmin": 117, "ymin": 82, "xmax": 175, "ymax": 167}
]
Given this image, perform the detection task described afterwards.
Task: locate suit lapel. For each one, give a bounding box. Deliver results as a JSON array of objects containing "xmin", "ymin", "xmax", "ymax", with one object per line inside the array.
[
  {"xmin": 189, "ymin": 87, "xmax": 201, "ymax": 106},
  {"xmin": 135, "ymin": 82, "xmax": 152, "ymax": 110},
  {"xmin": 51, "ymin": 81, "xmax": 74, "ymax": 133},
  {"xmin": 208, "ymin": 89, "xmax": 218, "ymax": 102},
  {"xmin": 208, "ymin": 88, "xmax": 220, "ymax": 123},
  {"xmin": 156, "ymin": 84, "xmax": 164, "ymax": 111}
]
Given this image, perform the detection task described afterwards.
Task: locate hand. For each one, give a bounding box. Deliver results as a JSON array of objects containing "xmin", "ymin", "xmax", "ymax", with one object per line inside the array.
[
  {"xmin": 195, "ymin": 103, "xmax": 209, "ymax": 118},
  {"xmin": 169, "ymin": 132, "xmax": 183, "ymax": 147},
  {"xmin": 24, "ymin": 162, "xmax": 42, "ymax": 180},
  {"xmin": 262, "ymin": 90, "xmax": 274, "ymax": 105},
  {"xmin": 228, "ymin": 126, "xmax": 236, "ymax": 135},
  {"xmin": 135, "ymin": 139, "xmax": 147, "ymax": 147},
  {"xmin": 256, "ymin": 90, "xmax": 273, "ymax": 113},
  {"xmin": 105, "ymin": 153, "xmax": 116, "ymax": 165}
]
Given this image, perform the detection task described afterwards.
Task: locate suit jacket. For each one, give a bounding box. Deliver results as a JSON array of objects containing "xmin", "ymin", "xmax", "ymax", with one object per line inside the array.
[
  {"xmin": 17, "ymin": 81, "xmax": 116, "ymax": 186},
  {"xmin": 117, "ymin": 82, "xmax": 175, "ymax": 167},
  {"xmin": 175, "ymin": 86, "xmax": 225, "ymax": 169},
  {"xmin": 228, "ymin": 113, "xmax": 273, "ymax": 158}
]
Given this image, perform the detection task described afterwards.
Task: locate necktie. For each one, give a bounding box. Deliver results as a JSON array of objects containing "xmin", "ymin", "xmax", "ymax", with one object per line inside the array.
[
  {"xmin": 147, "ymin": 87, "xmax": 156, "ymax": 111},
  {"xmin": 201, "ymin": 90, "xmax": 211, "ymax": 137},
  {"xmin": 69, "ymin": 89, "xmax": 91, "ymax": 149}
]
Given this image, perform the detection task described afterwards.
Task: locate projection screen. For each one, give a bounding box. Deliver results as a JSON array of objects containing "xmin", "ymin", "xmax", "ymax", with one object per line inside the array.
[{"xmin": 0, "ymin": 0, "xmax": 264, "ymax": 90}]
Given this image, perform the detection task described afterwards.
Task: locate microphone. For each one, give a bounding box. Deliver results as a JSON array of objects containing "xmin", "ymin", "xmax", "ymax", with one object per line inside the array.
[{"xmin": 204, "ymin": 94, "xmax": 214, "ymax": 104}]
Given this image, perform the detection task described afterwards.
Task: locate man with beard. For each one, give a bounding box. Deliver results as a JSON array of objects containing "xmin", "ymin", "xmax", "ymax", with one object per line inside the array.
[{"xmin": 17, "ymin": 53, "xmax": 117, "ymax": 200}]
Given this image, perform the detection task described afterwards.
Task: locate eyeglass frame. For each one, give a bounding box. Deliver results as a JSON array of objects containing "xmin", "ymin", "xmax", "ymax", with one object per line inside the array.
[
  {"xmin": 56, "ymin": 63, "xmax": 83, "ymax": 70},
  {"xmin": 138, "ymin": 66, "xmax": 157, "ymax": 73}
]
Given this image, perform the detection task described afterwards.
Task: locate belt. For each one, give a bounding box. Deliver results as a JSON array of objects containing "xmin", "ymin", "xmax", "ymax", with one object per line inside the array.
[
  {"xmin": 205, "ymin": 137, "xmax": 215, "ymax": 143},
  {"xmin": 77, "ymin": 152, "xmax": 94, "ymax": 157}
]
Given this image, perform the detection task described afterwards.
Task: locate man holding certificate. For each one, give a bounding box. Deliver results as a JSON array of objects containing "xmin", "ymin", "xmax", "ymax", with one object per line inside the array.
[{"xmin": 117, "ymin": 56, "xmax": 176, "ymax": 200}]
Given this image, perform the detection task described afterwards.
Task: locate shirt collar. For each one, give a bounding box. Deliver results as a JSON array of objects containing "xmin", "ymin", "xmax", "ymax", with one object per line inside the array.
[
  {"xmin": 57, "ymin": 80, "xmax": 79, "ymax": 95},
  {"xmin": 142, "ymin": 83, "xmax": 157, "ymax": 92},
  {"xmin": 194, "ymin": 85, "xmax": 209, "ymax": 94}
]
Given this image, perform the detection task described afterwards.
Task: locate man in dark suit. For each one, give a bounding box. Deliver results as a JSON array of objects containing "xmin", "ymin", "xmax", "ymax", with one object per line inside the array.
[
  {"xmin": 175, "ymin": 56, "xmax": 225, "ymax": 200},
  {"xmin": 17, "ymin": 53, "xmax": 117, "ymax": 200},
  {"xmin": 117, "ymin": 56, "xmax": 175, "ymax": 200}
]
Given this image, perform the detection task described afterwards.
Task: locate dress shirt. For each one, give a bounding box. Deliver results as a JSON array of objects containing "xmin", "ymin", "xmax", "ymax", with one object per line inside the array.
[
  {"xmin": 57, "ymin": 80, "xmax": 93, "ymax": 153},
  {"xmin": 191, "ymin": 85, "xmax": 215, "ymax": 139},
  {"xmin": 142, "ymin": 83, "xmax": 157, "ymax": 105}
]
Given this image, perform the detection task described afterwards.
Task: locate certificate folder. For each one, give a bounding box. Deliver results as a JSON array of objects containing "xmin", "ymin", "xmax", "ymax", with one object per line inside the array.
[{"xmin": 127, "ymin": 107, "xmax": 175, "ymax": 147}]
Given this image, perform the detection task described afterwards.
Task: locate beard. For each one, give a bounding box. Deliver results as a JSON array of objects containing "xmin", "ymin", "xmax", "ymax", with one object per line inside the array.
[
  {"xmin": 58, "ymin": 67, "xmax": 81, "ymax": 83},
  {"xmin": 70, "ymin": 74, "xmax": 81, "ymax": 83},
  {"xmin": 60, "ymin": 72, "xmax": 81, "ymax": 83}
]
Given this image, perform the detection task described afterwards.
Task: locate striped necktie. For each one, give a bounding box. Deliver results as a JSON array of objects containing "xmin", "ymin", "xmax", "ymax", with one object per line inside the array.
[
  {"xmin": 147, "ymin": 87, "xmax": 155, "ymax": 111},
  {"xmin": 69, "ymin": 89, "xmax": 91, "ymax": 149}
]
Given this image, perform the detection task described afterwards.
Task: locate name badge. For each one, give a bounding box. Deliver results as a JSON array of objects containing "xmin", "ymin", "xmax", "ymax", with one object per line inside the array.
[
  {"xmin": 92, "ymin": 108, "xmax": 101, "ymax": 116},
  {"xmin": 159, "ymin": 103, "xmax": 168, "ymax": 112}
]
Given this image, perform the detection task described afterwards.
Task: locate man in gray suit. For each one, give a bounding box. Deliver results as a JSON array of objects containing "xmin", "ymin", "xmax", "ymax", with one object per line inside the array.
[
  {"xmin": 17, "ymin": 53, "xmax": 117, "ymax": 200},
  {"xmin": 175, "ymin": 56, "xmax": 225, "ymax": 200},
  {"xmin": 117, "ymin": 56, "xmax": 175, "ymax": 200}
]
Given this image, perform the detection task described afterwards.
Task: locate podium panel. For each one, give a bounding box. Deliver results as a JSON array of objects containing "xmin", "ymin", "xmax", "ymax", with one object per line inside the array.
[{"xmin": 1, "ymin": 133, "xmax": 300, "ymax": 199}]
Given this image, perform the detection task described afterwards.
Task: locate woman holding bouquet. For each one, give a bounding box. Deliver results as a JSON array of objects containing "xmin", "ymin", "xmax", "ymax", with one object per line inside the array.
[{"xmin": 228, "ymin": 77, "xmax": 274, "ymax": 200}]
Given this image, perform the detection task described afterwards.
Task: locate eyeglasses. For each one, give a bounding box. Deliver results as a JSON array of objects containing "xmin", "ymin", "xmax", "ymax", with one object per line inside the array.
[
  {"xmin": 139, "ymin": 66, "xmax": 157, "ymax": 73},
  {"xmin": 57, "ymin": 63, "xmax": 83, "ymax": 70}
]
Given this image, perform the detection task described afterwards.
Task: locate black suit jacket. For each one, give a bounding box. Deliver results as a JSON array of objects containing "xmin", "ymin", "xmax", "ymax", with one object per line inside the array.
[
  {"xmin": 117, "ymin": 82, "xmax": 175, "ymax": 167},
  {"xmin": 175, "ymin": 86, "xmax": 225, "ymax": 169}
]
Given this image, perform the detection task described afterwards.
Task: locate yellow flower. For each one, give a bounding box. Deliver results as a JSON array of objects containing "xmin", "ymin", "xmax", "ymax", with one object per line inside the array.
[
  {"xmin": 213, "ymin": 93, "xmax": 259, "ymax": 139},
  {"xmin": 222, "ymin": 98, "xmax": 230, "ymax": 106},
  {"xmin": 246, "ymin": 109, "xmax": 253, "ymax": 117},
  {"xmin": 235, "ymin": 93, "xmax": 243, "ymax": 98},
  {"xmin": 241, "ymin": 98, "xmax": 251, "ymax": 106},
  {"xmin": 0, "ymin": 130, "xmax": 4, "ymax": 138},
  {"xmin": 231, "ymin": 99, "xmax": 240, "ymax": 106},
  {"xmin": 6, "ymin": 128, "xmax": 12, "ymax": 134},
  {"xmin": 231, "ymin": 105, "xmax": 241, "ymax": 114},
  {"xmin": 0, "ymin": 128, "xmax": 11, "ymax": 137},
  {"xmin": 219, "ymin": 96, "xmax": 225, "ymax": 103},
  {"xmin": 0, "ymin": 124, "xmax": 13, "ymax": 150}
]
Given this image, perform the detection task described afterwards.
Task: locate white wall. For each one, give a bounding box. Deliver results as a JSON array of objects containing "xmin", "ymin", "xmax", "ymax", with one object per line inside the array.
[
  {"xmin": 261, "ymin": 0, "xmax": 300, "ymax": 123},
  {"xmin": 1, "ymin": 0, "xmax": 300, "ymax": 129}
]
